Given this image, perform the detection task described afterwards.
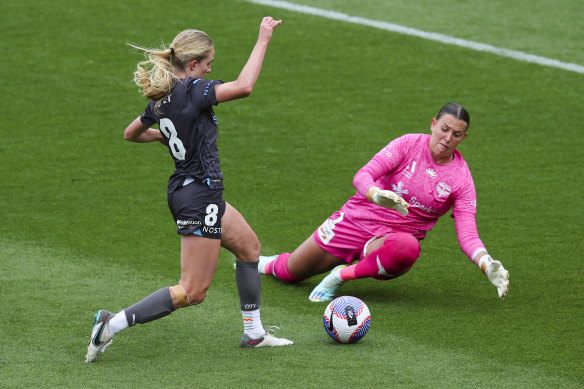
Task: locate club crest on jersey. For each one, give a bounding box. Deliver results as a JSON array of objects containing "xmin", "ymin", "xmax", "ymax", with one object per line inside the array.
[{"xmin": 436, "ymin": 182, "xmax": 451, "ymax": 198}]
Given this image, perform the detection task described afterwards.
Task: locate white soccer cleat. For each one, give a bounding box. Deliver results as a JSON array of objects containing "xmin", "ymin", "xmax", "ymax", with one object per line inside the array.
[
  {"xmin": 258, "ymin": 255, "xmax": 278, "ymax": 274},
  {"xmin": 308, "ymin": 265, "xmax": 347, "ymax": 302},
  {"xmin": 240, "ymin": 326, "xmax": 293, "ymax": 347},
  {"xmin": 85, "ymin": 310, "xmax": 115, "ymax": 363}
]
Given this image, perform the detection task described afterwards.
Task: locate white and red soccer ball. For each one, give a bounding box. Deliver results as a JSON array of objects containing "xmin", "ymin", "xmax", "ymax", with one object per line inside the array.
[{"xmin": 323, "ymin": 296, "xmax": 371, "ymax": 343}]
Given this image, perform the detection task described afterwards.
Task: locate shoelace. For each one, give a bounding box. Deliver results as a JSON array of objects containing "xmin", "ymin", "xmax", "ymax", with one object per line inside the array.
[{"xmin": 264, "ymin": 326, "xmax": 281, "ymax": 336}]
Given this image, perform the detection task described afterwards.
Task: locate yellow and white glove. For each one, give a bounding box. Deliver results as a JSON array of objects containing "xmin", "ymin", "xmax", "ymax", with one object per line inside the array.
[
  {"xmin": 367, "ymin": 186, "xmax": 409, "ymax": 216},
  {"xmin": 480, "ymin": 255, "xmax": 509, "ymax": 299}
]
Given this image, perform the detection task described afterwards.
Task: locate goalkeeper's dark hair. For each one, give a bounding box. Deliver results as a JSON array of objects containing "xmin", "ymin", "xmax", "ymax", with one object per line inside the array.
[{"xmin": 437, "ymin": 103, "xmax": 470, "ymax": 129}]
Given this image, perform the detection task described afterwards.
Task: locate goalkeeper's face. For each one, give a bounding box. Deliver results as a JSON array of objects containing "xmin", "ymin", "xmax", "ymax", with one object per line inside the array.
[{"xmin": 429, "ymin": 114, "xmax": 468, "ymax": 163}]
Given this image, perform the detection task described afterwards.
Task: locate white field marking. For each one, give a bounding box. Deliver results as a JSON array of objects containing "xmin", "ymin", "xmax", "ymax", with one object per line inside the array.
[{"xmin": 246, "ymin": 0, "xmax": 584, "ymax": 74}]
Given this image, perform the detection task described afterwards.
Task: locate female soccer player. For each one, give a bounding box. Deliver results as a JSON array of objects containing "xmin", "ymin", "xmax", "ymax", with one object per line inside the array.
[
  {"xmin": 85, "ymin": 17, "xmax": 292, "ymax": 363},
  {"xmin": 259, "ymin": 103, "xmax": 510, "ymax": 302}
]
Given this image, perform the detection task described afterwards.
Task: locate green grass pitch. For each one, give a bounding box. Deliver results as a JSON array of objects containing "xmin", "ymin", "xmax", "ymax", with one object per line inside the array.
[{"xmin": 0, "ymin": 0, "xmax": 582, "ymax": 387}]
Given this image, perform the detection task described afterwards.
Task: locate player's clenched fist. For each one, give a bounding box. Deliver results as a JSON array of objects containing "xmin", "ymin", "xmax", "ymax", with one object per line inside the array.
[{"xmin": 258, "ymin": 16, "xmax": 282, "ymax": 42}]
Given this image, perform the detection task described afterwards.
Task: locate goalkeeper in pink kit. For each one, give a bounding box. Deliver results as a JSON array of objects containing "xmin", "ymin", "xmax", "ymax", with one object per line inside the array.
[{"xmin": 259, "ymin": 103, "xmax": 509, "ymax": 301}]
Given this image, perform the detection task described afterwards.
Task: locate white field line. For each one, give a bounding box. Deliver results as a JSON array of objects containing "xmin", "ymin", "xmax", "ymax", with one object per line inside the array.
[{"xmin": 245, "ymin": 0, "xmax": 584, "ymax": 74}]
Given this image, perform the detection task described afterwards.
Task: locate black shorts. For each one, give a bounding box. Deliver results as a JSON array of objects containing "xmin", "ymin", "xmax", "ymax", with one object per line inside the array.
[{"xmin": 167, "ymin": 180, "xmax": 226, "ymax": 239}]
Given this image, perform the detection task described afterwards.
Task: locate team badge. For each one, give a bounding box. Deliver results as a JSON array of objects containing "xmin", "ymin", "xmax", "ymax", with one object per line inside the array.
[{"xmin": 436, "ymin": 182, "xmax": 451, "ymax": 198}]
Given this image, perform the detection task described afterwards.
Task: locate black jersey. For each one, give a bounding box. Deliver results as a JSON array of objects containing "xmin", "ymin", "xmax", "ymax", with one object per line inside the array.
[{"xmin": 140, "ymin": 77, "xmax": 224, "ymax": 192}]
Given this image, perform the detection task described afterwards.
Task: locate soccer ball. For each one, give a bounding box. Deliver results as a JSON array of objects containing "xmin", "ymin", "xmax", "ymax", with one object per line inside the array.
[{"xmin": 323, "ymin": 296, "xmax": 371, "ymax": 344}]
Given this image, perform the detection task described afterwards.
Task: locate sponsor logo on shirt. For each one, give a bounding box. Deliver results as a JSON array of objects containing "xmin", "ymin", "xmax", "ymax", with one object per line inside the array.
[
  {"xmin": 177, "ymin": 220, "xmax": 202, "ymax": 228},
  {"xmin": 409, "ymin": 196, "xmax": 435, "ymax": 214},
  {"xmin": 425, "ymin": 168, "xmax": 437, "ymax": 178},
  {"xmin": 384, "ymin": 143, "xmax": 394, "ymax": 159},
  {"xmin": 204, "ymin": 80, "xmax": 214, "ymax": 96},
  {"xmin": 202, "ymin": 226, "xmax": 222, "ymax": 235},
  {"xmin": 402, "ymin": 161, "xmax": 417, "ymax": 179}
]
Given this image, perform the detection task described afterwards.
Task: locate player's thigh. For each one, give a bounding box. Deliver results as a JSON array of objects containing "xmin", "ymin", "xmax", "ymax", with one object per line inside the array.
[
  {"xmin": 363, "ymin": 236, "xmax": 386, "ymax": 257},
  {"xmin": 179, "ymin": 234, "xmax": 221, "ymax": 303},
  {"xmin": 220, "ymin": 201, "xmax": 260, "ymax": 262},
  {"xmin": 287, "ymin": 235, "xmax": 345, "ymax": 278}
]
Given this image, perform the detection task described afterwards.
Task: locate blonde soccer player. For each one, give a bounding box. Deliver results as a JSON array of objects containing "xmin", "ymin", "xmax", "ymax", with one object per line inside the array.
[{"xmin": 86, "ymin": 17, "xmax": 293, "ymax": 363}]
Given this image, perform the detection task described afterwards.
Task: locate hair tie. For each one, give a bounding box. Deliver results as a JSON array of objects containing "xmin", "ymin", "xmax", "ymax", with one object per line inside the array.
[{"xmin": 170, "ymin": 47, "xmax": 175, "ymax": 56}]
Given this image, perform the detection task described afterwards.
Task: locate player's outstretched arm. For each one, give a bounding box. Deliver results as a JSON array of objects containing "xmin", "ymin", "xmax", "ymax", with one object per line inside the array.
[
  {"xmin": 474, "ymin": 253, "xmax": 510, "ymax": 299},
  {"xmin": 215, "ymin": 16, "xmax": 282, "ymax": 103}
]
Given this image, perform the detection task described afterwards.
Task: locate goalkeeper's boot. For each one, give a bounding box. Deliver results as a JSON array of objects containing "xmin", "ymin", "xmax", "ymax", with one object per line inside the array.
[
  {"xmin": 308, "ymin": 265, "xmax": 347, "ymax": 302},
  {"xmin": 308, "ymin": 265, "xmax": 347, "ymax": 303},
  {"xmin": 241, "ymin": 326, "xmax": 293, "ymax": 348},
  {"xmin": 85, "ymin": 310, "xmax": 115, "ymax": 363}
]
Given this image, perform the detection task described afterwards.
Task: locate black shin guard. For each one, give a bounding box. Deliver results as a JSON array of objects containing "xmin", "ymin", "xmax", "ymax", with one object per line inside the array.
[
  {"xmin": 235, "ymin": 261, "xmax": 261, "ymax": 311},
  {"xmin": 124, "ymin": 287, "xmax": 176, "ymax": 327}
]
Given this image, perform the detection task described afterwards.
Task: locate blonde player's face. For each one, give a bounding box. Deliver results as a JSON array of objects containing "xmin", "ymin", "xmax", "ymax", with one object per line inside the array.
[
  {"xmin": 192, "ymin": 47, "xmax": 215, "ymax": 79},
  {"xmin": 429, "ymin": 114, "xmax": 468, "ymax": 164}
]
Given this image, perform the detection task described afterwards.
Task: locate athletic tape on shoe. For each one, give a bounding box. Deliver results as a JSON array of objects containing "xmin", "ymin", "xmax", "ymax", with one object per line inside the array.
[{"xmin": 170, "ymin": 284, "xmax": 190, "ymax": 308}]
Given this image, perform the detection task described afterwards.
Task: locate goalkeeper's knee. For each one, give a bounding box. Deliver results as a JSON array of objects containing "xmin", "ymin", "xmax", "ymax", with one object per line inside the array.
[{"xmin": 356, "ymin": 232, "xmax": 420, "ymax": 280}]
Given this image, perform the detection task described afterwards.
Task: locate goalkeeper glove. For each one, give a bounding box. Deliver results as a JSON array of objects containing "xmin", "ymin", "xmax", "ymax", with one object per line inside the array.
[
  {"xmin": 367, "ymin": 186, "xmax": 409, "ymax": 216},
  {"xmin": 481, "ymin": 255, "xmax": 509, "ymax": 299}
]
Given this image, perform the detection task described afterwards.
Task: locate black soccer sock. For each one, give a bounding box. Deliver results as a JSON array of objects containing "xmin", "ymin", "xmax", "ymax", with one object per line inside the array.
[
  {"xmin": 124, "ymin": 287, "xmax": 176, "ymax": 327},
  {"xmin": 235, "ymin": 261, "xmax": 261, "ymax": 311}
]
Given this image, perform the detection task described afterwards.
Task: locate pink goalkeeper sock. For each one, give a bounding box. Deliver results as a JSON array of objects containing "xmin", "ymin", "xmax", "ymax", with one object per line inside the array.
[
  {"xmin": 339, "ymin": 266, "xmax": 357, "ymax": 281},
  {"xmin": 271, "ymin": 253, "xmax": 305, "ymax": 282}
]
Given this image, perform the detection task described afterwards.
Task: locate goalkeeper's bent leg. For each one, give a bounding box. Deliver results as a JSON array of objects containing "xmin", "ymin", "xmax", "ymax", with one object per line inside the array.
[
  {"xmin": 270, "ymin": 253, "xmax": 306, "ymax": 282},
  {"xmin": 339, "ymin": 233, "xmax": 420, "ymax": 281}
]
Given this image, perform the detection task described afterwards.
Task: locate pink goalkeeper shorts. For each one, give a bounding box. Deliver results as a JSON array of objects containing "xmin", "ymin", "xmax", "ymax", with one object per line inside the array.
[{"xmin": 313, "ymin": 211, "xmax": 399, "ymax": 264}]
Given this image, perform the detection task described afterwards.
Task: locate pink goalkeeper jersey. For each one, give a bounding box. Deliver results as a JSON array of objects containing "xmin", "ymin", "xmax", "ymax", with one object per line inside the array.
[{"xmin": 342, "ymin": 133, "xmax": 485, "ymax": 261}]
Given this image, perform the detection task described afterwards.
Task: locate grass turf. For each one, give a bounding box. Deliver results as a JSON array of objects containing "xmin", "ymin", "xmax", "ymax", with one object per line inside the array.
[{"xmin": 0, "ymin": 0, "xmax": 582, "ymax": 387}]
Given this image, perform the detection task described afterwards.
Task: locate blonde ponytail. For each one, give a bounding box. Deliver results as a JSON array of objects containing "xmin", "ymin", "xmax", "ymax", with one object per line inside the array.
[
  {"xmin": 128, "ymin": 43, "xmax": 176, "ymax": 101},
  {"xmin": 128, "ymin": 29, "xmax": 214, "ymax": 103}
]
